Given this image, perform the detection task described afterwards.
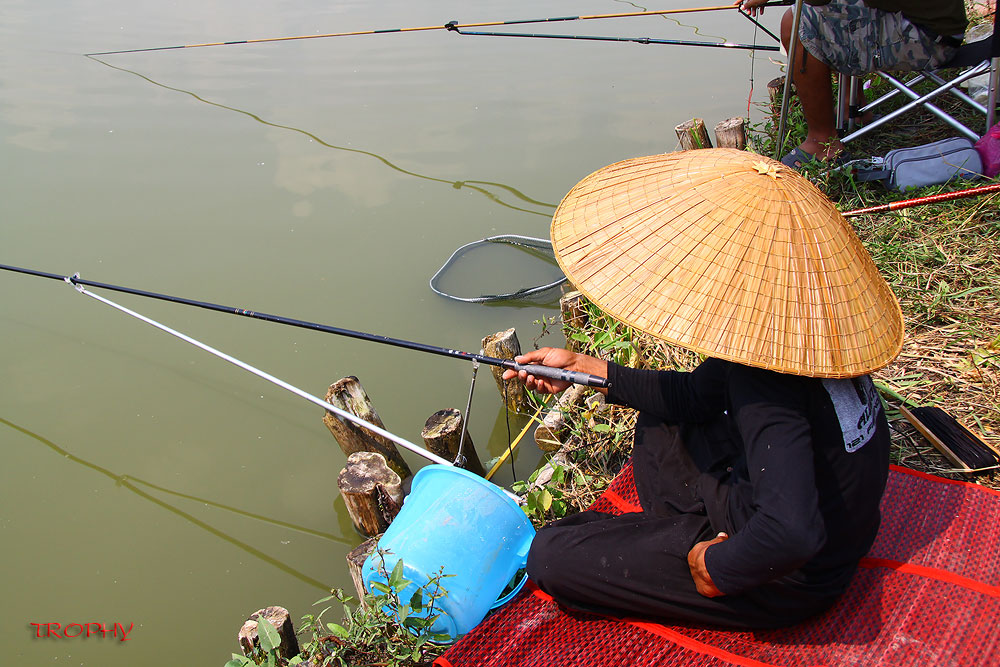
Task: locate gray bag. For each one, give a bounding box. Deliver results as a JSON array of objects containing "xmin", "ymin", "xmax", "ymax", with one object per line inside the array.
[{"xmin": 859, "ymin": 137, "xmax": 983, "ymax": 192}]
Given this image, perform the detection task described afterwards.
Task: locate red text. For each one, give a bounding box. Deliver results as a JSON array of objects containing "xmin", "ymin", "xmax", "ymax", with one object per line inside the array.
[{"xmin": 30, "ymin": 622, "xmax": 134, "ymax": 641}]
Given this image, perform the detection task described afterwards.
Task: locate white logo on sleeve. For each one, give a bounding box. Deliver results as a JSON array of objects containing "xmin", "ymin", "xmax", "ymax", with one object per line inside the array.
[{"xmin": 821, "ymin": 376, "xmax": 880, "ymax": 452}]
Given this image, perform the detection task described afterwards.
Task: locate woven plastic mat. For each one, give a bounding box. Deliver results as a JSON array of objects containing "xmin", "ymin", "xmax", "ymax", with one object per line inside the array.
[{"xmin": 436, "ymin": 462, "xmax": 1000, "ymax": 667}]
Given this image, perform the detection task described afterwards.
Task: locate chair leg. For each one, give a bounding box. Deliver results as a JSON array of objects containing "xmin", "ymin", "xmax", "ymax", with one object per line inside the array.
[
  {"xmin": 836, "ymin": 73, "xmax": 851, "ymax": 132},
  {"xmin": 987, "ymin": 56, "xmax": 999, "ymax": 131},
  {"xmin": 925, "ymin": 70, "xmax": 988, "ymax": 115},
  {"xmin": 841, "ymin": 67, "xmax": 988, "ymax": 144}
]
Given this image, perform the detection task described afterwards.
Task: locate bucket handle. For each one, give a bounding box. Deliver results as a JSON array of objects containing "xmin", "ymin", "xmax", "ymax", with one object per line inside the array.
[
  {"xmin": 491, "ymin": 572, "xmax": 529, "ymax": 610},
  {"xmin": 491, "ymin": 532, "xmax": 533, "ymax": 610}
]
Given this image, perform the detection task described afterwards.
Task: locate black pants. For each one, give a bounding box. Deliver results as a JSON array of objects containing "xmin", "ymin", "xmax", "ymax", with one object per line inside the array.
[{"xmin": 526, "ymin": 413, "xmax": 838, "ymax": 629}]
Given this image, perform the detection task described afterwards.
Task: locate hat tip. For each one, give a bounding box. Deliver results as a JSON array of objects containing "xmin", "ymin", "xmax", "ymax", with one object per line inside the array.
[{"xmin": 752, "ymin": 160, "xmax": 783, "ymax": 180}]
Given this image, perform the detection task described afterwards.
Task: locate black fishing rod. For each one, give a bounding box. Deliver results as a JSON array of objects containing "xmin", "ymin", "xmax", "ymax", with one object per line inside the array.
[
  {"xmin": 85, "ymin": 1, "xmax": 794, "ymax": 56},
  {"xmin": 447, "ymin": 24, "xmax": 779, "ymax": 51},
  {"xmin": 0, "ymin": 263, "xmax": 609, "ymax": 389}
]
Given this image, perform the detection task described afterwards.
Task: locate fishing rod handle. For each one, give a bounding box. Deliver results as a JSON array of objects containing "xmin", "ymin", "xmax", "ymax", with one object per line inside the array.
[{"xmin": 512, "ymin": 363, "xmax": 610, "ymax": 389}]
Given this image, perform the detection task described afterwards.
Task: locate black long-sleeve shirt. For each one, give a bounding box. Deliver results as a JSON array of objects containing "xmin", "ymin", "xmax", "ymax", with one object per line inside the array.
[{"xmin": 606, "ymin": 358, "xmax": 889, "ymax": 596}]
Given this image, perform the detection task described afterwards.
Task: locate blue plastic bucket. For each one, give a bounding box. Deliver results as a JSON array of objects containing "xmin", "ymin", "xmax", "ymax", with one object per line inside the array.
[{"xmin": 361, "ymin": 464, "xmax": 534, "ymax": 640}]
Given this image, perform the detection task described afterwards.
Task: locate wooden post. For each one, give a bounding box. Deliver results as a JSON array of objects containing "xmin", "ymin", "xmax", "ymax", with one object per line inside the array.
[
  {"xmin": 561, "ymin": 291, "xmax": 588, "ymax": 353},
  {"xmin": 482, "ymin": 328, "xmax": 527, "ymax": 412},
  {"xmin": 323, "ymin": 376, "xmax": 412, "ymax": 479},
  {"xmin": 346, "ymin": 536, "xmax": 379, "ymax": 605},
  {"xmin": 238, "ymin": 606, "xmax": 300, "ymax": 660},
  {"xmin": 767, "ymin": 76, "xmax": 787, "ymax": 117},
  {"xmin": 560, "ymin": 290, "xmax": 588, "ymax": 327},
  {"xmin": 421, "ymin": 408, "xmax": 486, "ymax": 476},
  {"xmin": 674, "ymin": 118, "xmax": 713, "ymax": 150},
  {"xmin": 337, "ymin": 451, "xmax": 404, "ymax": 537},
  {"xmin": 533, "ymin": 384, "xmax": 589, "ymax": 452},
  {"xmin": 714, "ymin": 117, "xmax": 746, "ymax": 150}
]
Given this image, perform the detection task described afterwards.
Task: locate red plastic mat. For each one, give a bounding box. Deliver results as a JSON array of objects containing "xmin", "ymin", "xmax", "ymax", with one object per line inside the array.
[{"xmin": 436, "ymin": 463, "xmax": 1000, "ymax": 667}]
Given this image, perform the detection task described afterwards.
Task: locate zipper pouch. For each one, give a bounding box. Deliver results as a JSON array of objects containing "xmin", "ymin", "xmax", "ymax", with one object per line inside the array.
[{"xmin": 857, "ymin": 137, "xmax": 983, "ymax": 192}]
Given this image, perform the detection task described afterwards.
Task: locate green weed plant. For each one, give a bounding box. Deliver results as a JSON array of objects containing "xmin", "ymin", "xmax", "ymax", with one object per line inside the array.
[{"xmin": 226, "ymin": 555, "xmax": 451, "ymax": 667}]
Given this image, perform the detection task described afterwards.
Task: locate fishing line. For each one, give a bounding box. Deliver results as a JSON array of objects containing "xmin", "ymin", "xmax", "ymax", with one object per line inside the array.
[
  {"xmin": 64, "ymin": 275, "xmax": 452, "ymax": 466},
  {"xmin": 62, "ymin": 279, "xmax": 532, "ymax": 502},
  {"xmin": 745, "ymin": 10, "xmax": 760, "ymax": 117},
  {"xmin": 486, "ymin": 399, "xmax": 551, "ymax": 481},
  {"xmin": 456, "ymin": 360, "xmax": 479, "ymax": 468},
  {"xmin": 504, "ymin": 382, "xmax": 517, "ymax": 482},
  {"xmin": 738, "ymin": 7, "xmax": 782, "ymax": 44},
  {"xmin": 85, "ymin": 2, "xmax": 794, "ymax": 56},
  {"xmin": 0, "ymin": 264, "xmax": 609, "ymax": 389}
]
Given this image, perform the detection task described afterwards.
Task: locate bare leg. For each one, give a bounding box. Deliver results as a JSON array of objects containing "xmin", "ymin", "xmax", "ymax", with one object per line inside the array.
[{"xmin": 780, "ymin": 9, "xmax": 844, "ymax": 162}]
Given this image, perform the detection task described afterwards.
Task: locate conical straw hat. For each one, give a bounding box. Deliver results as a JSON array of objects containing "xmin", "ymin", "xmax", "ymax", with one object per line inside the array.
[{"xmin": 551, "ymin": 148, "xmax": 903, "ymax": 378}]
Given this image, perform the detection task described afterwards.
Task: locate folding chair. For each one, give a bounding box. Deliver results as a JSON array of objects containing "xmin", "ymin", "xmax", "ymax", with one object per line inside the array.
[{"xmin": 838, "ymin": 5, "xmax": 999, "ymax": 144}]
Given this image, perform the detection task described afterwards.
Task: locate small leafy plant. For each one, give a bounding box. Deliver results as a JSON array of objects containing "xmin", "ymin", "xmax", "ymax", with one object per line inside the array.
[
  {"xmin": 511, "ymin": 466, "xmax": 570, "ymax": 524},
  {"xmin": 297, "ymin": 555, "xmax": 452, "ymax": 667},
  {"xmin": 224, "ymin": 555, "xmax": 451, "ymax": 667},
  {"xmin": 225, "ymin": 614, "xmax": 301, "ymax": 667}
]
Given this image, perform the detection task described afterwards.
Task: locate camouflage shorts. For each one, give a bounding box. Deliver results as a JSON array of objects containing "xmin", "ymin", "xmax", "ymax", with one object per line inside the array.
[{"xmin": 799, "ymin": 0, "xmax": 957, "ymax": 76}]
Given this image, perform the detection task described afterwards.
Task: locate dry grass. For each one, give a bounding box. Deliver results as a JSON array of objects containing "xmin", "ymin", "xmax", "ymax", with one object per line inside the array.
[{"xmin": 856, "ymin": 196, "xmax": 1000, "ymax": 488}]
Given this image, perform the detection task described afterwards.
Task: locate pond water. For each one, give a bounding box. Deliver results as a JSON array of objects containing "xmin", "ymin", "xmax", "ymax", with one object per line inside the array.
[{"xmin": 0, "ymin": 1, "xmax": 780, "ymax": 663}]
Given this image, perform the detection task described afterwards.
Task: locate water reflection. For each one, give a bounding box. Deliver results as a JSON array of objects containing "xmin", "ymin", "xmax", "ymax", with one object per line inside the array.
[
  {"xmin": 87, "ymin": 56, "xmax": 557, "ymax": 218},
  {"xmin": 2, "ymin": 416, "xmax": 342, "ymax": 591}
]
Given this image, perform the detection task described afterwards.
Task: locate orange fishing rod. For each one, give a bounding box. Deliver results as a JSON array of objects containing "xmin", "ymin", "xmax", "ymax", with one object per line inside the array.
[
  {"xmin": 842, "ymin": 182, "xmax": 1000, "ymax": 217},
  {"xmin": 86, "ymin": 2, "xmax": 790, "ymax": 56}
]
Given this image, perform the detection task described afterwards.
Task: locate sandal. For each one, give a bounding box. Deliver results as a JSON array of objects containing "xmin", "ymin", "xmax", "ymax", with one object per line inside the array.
[{"xmin": 780, "ymin": 147, "xmax": 852, "ymax": 171}]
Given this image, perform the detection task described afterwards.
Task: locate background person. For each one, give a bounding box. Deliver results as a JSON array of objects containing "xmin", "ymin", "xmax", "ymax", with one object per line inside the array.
[{"xmin": 740, "ymin": 0, "xmax": 968, "ymax": 167}]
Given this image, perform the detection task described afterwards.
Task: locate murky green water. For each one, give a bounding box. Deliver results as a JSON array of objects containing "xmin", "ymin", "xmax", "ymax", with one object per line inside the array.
[{"xmin": 0, "ymin": 1, "xmax": 777, "ymax": 663}]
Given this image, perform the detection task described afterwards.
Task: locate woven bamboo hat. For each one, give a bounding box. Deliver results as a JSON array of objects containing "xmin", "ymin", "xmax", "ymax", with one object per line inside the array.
[{"xmin": 551, "ymin": 148, "xmax": 903, "ymax": 378}]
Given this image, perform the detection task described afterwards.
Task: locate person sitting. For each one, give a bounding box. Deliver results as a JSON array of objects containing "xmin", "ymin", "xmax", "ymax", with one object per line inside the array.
[
  {"xmin": 505, "ymin": 346, "xmax": 890, "ymax": 627},
  {"xmin": 502, "ymin": 147, "xmax": 905, "ymax": 628},
  {"xmin": 739, "ymin": 0, "xmax": 968, "ymax": 168}
]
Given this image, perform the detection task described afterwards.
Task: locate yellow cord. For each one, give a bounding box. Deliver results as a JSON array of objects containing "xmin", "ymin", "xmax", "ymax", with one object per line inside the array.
[{"xmin": 486, "ymin": 396, "xmax": 551, "ymax": 480}]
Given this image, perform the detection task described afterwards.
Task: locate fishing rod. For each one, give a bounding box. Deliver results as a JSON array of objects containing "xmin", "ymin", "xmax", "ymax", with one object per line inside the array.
[
  {"xmin": 85, "ymin": 2, "xmax": 794, "ymax": 56},
  {"xmin": 842, "ymin": 182, "xmax": 1000, "ymax": 217},
  {"xmin": 61, "ymin": 277, "xmax": 454, "ymax": 465},
  {"xmin": 446, "ymin": 24, "xmax": 779, "ymax": 52},
  {"xmin": 0, "ymin": 264, "xmax": 610, "ymax": 389},
  {"xmin": 64, "ymin": 279, "xmax": 525, "ymax": 500},
  {"xmin": 90, "ymin": 284, "xmax": 533, "ymax": 499}
]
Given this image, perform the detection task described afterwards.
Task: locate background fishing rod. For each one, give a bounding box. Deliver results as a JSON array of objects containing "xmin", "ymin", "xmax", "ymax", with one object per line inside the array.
[
  {"xmin": 85, "ymin": 1, "xmax": 794, "ymax": 56},
  {"xmin": 445, "ymin": 22, "xmax": 779, "ymax": 52},
  {"xmin": 841, "ymin": 182, "xmax": 1000, "ymax": 217},
  {"xmin": 0, "ymin": 264, "xmax": 609, "ymax": 389}
]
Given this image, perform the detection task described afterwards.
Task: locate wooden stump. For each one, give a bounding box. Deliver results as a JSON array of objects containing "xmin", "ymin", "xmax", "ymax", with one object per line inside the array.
[
  {"xmin": 346, "ymin": 536, "xmax": 379, "ymax": 605},
  {"xmin": 323, "ymin": 376, "xmax": 412, "ymax": 479},
  {"xmin": 482, "ymin": 328, "xmax": 527, "ymax": 412},
  {"xmin": 238, "ymin": 606, "xmax": 300, "ymax": 660},
  {"xmin": 338, "ymin": 451, "xmax": 404, "ymax": 537},
  {"xmin": 533, "ymin": 384, "xmax": 589, "ymax": 452},
  {"xmin": 674, "ymin": 118, "xmax": 712, "ymax": 150},
  {"xmin": 714, "ymin": 117, "xmax": 746, "ymax": 150},
  {"xmin": 767, "ymin": 76, "xmax": 788, "ymax": 117},
  {"xmin": 421, "ymin": 408, "xmax": 486, "ymax": 476},
  {"xmin": 560, "ymin": 290, "xmax": 588, "ymax": 340}
]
